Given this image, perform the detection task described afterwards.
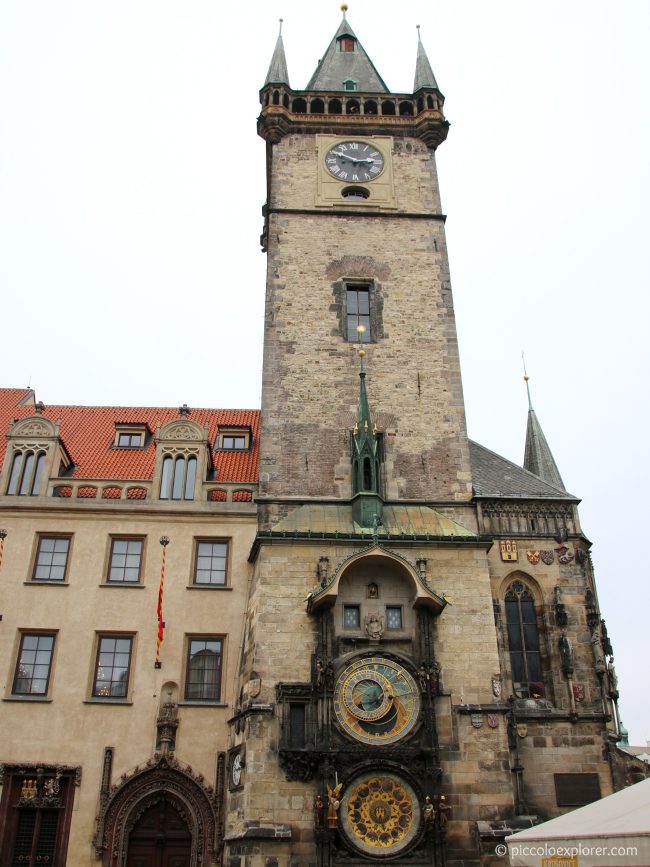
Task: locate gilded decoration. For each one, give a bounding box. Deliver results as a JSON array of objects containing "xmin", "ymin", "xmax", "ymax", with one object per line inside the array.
[
  {"xmin": 333, "ymin": 656, "xmax": 420, "ymax": 746},
  {"xmin": 340, "ymin": 773, "xmax": 421, "ymax": 856}
]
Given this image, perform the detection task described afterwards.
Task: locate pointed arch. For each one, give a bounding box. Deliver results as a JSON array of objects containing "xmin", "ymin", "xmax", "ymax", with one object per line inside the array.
[{"xmin": 94, "ymin": 755, "xmax": 220, "ymax": 866}]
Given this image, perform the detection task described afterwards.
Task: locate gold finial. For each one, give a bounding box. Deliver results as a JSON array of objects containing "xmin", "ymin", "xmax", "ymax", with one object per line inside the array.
[
  {"xmin": 279, "ymin": 17, "xmax": 283, "ymax": 34},
  {"xmin": 358, "ymin": 349, "xmax": 365, "ymax": 358},
  {"xmin": 341, "ymin": 3, "xmax": 348, "ymax": 16}
]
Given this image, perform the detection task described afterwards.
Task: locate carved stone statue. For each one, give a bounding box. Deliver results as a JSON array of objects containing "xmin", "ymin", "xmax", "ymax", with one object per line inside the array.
[
  {"xmin": 559, "ymin": 631, "xmax": 574, "ymax": 675},
  {"xmin": 590, "ymin": 630, "xmax": 606, "ymax": 673},
  {"xmin": 365, "ymin": 612, "xmax": 384, "ymax": 640},
  {"xmin": 326, "ymin": 783, "xmax": 342, "ymax": 829},
  {"xmin": 423, "ymin": 795, "xmax": 436, "ymax": 827},
  {"xmin": 607, "ymin": 658, "xmax": 619, "ymax": 698},
  {"xmin": 314, "ymin": 794, "xmax": 325, "ymax": 829}
]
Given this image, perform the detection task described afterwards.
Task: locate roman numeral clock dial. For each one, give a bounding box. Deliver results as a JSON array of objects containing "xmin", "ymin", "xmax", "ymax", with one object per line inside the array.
[{"xmin": 325, "ymin": 140, "xmax": 385, "ymax": 183}]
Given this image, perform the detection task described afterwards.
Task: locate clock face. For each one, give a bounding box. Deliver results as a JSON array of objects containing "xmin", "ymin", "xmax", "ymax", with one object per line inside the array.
[
  {"xmin": 325, "ymin": 140, "xmax": 385, "ymax": 183},
  {"xmin": 340, "ymin": 772, "xmax": 421, "ymax": 856},
  {"xmin": 333, "ymin": 656, "xmax": 421, "ymax": 745},
  {"xmin": 231, "ymin": 753, "xmax": 242, "ymax": 787}
]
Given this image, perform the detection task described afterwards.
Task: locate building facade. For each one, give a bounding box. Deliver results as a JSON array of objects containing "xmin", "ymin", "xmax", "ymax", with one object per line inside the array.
[{"xmin": 0, "ymin": 13, "xmax": 636, "ymax": 867}]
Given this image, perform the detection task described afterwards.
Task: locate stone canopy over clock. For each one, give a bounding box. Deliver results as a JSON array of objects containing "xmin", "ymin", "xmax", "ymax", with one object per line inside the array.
[
  {"xmin": 315, "ymin": 135, "xmax": 396, "ymax": 209},
  {"xmin": 333, "ymin": 656, "xmax": 421, "ymax": 745}
]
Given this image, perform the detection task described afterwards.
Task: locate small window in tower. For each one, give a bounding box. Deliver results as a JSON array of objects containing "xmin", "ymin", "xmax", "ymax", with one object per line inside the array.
[
  {"xmin": 386, "ymin": 606, "xmax": 403, "ymax": 630},
  {"xmin": 343, "ymin": 79, "xmax": 357, "ymax": 92},
  {"xmin": 346, "ymin": 285, "xmax": 371, "ymax": 342},
  {"xmin": 339, "ymin": 37, "xmax": 355, "ymax": 52},
  {"xmin": 343, "ymin": 605, "xmax": 360, "ymax": 629},
  {"xmin": 341, "ymin": 186, "xmax": 369, "ymax": 201}
]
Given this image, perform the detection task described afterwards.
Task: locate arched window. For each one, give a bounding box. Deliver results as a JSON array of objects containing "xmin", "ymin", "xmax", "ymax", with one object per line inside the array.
[
  {"xmin": 7, "ymin": 450, "xmax": 46, "ymax": 496},
  {"xmin": 504, "ymin": 580, "xmax": 544, "ymax": 698},
  {"xmin": 159, "ymin": 455, "xmax": 197, "ymax": 501}
]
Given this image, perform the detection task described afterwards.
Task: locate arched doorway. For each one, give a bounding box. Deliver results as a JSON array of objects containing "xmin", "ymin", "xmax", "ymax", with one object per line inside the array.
[{"xmin": 126, "ymin": 796, "xmax": 191, "ymax": 867}]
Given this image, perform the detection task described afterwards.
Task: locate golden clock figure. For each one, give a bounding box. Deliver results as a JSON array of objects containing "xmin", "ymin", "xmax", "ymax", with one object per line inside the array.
[{"xmin": 333, "ymin": 656, "xmax": 421, "ymax": 745}]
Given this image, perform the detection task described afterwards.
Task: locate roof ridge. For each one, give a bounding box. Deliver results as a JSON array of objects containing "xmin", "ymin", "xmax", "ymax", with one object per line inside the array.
[{"xmin": 469, "ymin": 439, "xmax": 576, "ymax": 499}]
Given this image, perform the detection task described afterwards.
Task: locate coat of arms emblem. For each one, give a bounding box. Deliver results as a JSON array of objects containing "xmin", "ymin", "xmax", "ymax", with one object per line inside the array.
[
  {"xmin": 487, "ymin": 713, "xmax": 499, "ymax": 729},
  {"xmin": 556, "ymin": 545, "xmax": 574, "ymax": 564},
  {"xmin": 540, "ymin": 550, "xmax": 554, "ymax": 565},
  {"xmin": 471, "ymin": 713, "xmax": 483, "ymax": 729},
  {"xmin": 572, "ymin": 684, "xmax": 585, "ymax": 703},
  {"xmin": 491, "ymin": 676, "xmax": 502, "ymax": 698},
  {"xmin": 526, "ymin": 550, "xmax": 541, "ymax": 565},
  {"xmin": 500, "ymin": 540, "xmax": 518, "ymax": 562}
]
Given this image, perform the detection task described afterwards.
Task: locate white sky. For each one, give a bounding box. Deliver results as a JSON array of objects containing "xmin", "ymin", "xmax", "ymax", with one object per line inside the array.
[{"xmin": 1, "ymin": 1, "xmax": 648, "ymax": 745}]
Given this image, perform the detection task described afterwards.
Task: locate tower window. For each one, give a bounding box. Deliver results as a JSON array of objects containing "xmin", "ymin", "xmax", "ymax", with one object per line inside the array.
[
  {"xmin": 504, "ymin": 580, "xmax": 544, "ymax": 698},
  {"xmin": 343, "ymin": 605, "xmax": 360, "ymax": 628},
  {"xmin": 343, "ymin": 79, "xmax": 357, "ymax": 91},
  {"xmin": 386, "ymin": 606, "xmax": 403, "ymax": 630},
  {"xmin": 346, "ymin": 285, "xmax": 371, "ymax": 342},
  {"xmin": 339, "ymin": 37, "xmax": 355, "ymax": 52}
]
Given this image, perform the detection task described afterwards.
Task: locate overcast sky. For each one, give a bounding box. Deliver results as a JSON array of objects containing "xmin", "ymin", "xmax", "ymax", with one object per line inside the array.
[{"xmin": 1, "ymin": 1, "xmax": 648, "ymax": 744}]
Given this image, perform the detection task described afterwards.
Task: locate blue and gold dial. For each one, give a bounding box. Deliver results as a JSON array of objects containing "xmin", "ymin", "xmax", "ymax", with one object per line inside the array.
[{"xmin": 333, "ymin": 657, "xmax": 420, "ymax": 745}]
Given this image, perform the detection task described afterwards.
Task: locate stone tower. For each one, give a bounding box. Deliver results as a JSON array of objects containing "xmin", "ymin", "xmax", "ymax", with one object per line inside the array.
[{"xmin": 224, "ymin": 14, "xmax": 622, "ymax": 867}]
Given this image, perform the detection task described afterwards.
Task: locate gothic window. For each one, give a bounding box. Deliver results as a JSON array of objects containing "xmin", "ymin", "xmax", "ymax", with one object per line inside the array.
[
  {"xmin": 346, "ymin": 284, "xmax": 371, "ymax": 342},
  {"xmin": 193, "ymin": 540, "xmax": 228, "ymax": 586},
  {"xmin": 0, "ymin": 768, "xmax": 76, "ymax": 866},
  {"xmin": 32, "ymin": 536, "xmax": 71, "ymax": 582},
  {"xmin": 7, "ymin": 449, "xmax": 46, "ymax": 495},
  {"xmin": 93, "ymin": 635, "xmax": 133, "ymax": 698},
  {"xmin": 107, "ymin": 537, "xmax": 144, "ymax": 583},
  {"xmin": 12, "ymin": 633, "xmax": 56, "ymax": 695},
  {"xmin": 184, "ymin": 637, "xmax": 223, "ymax": 702},
  {"xmin": 159, "ymin": 454, "xmax": 197, "ymax": 500},
  {"xmin": 504, "ymin": 580, "xmax": 544, "ymax": 698}
]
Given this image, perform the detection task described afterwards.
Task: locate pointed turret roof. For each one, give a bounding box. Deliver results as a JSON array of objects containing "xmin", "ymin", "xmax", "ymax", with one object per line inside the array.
[
  {"xmin": 306, "ymin": 12, "xmax": 388, "ymax": 92},
  {"xmin": 413, "ymin": 27, "xmax": 438, "ymax": 91},
  {"xmin": 353, "ymin": 352, "xmax": 378, "ymax": 462},
  {"xmin": 265, "ymin": 21, "xmax": 290, "ymax": 86},
  {"xmin": 522, "ymin": 376, "xmax": 566, "ymax": 491}
]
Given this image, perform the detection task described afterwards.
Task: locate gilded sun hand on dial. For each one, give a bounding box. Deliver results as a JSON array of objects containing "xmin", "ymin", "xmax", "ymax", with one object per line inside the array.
[
  {"xmin": 334, "ymin": 657, "xmax": 420, "ymax": 745},
  {"xmin": 325, "ymin": 140, "xmax": 385, "ymax": 182}
]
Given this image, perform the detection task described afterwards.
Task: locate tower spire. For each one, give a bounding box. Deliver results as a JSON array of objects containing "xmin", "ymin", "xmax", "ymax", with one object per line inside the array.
[
  {"xmin": 306, "ymin": 9, "xmax": 389, "ymax": 92},
  {"xmin": 264, "ymin": 19, "xmax": 290, "ymax": 86},
  {"xmin": 413, "ymin": 25, "xmax": 439, "ymax": 91},
  {"xmin": 522, "ymin": 363, "xmax": 566, "ymax": 491}
]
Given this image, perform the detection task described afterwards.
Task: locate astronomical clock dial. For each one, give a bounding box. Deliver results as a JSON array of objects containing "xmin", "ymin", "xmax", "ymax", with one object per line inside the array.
[
  {"xmin": 325, "ymin": 140, "xmax": 385, "ymax": 183},
  {"xmin": 340, "ymin": 772, "xmax": 421, "ymax": 856},
  {"xmin": 333, "ymin": 656, "xmax": 421, "ymax": 745},
  {"xmin": 229, "ymin": 751, "xmax": 243, "ymax": 790}
]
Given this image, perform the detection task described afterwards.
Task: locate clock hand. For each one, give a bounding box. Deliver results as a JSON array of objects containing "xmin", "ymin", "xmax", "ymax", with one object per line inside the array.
[{"xmin": 332, "ymin": 151, "xmax": 375, "ymax": 165}]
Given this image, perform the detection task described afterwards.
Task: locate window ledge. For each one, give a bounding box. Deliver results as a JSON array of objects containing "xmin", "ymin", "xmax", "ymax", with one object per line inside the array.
[
  {"xmin": 83, "ymin": 698, "xmax": 133, "ymax": 706},
  {"xmin": 100, "ymin": 583, "xmax": 145, "ymax": 588},
  {"xmin": 178, "ymin": 701, "xmax": 228, "ymax": 708},
  {"xmin": 25, "ymin": 580, "xmax": 69, "ymax": 586},
  {"xmin": 3, "ymin": 695, "xmax": 53, "ymax": 703},
  {"xmin": 186, "ymin": 584, "xmax": 232, "ymax": 591}
]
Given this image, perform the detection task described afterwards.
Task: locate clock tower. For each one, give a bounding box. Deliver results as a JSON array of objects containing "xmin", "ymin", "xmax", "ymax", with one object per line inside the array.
[{"xmin": 223, "ymin": 12, "xmax": 612, "ymax": 867}]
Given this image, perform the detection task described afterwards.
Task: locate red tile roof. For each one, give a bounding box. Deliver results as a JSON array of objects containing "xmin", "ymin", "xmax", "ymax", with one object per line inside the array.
[{"xmin": 0, "ymin": 389, "xmax": 260, "ymax": 484}]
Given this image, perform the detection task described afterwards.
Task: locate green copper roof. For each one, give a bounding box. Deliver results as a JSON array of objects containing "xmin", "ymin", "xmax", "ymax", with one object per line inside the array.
[
  {"xmin": 268, "ymin": 503, "xmax": 476, "ymax": 538},
  {"xmin": 306, "ymin": 14, "xmax": 389, "ymax": 92},
  {"xmin": 265, "ymin": 27, "xmax": 290, "ymax": 86},
  {"xmin": 413, "ymin": 28, "xmax": 438, "ymax": 90}
]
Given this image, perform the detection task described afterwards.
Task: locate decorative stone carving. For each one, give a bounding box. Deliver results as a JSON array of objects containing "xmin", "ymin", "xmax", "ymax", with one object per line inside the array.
[
  {"xmin": 158, "ymin": 420, "xmax": 205, "ymax": 441},
  {"xmin": 364, "ymin": 612, "xmax": 384, "ymax": 639},
  {"xmin": 10, "ymin": 418, "xmax": 55, "ymax": 438}
]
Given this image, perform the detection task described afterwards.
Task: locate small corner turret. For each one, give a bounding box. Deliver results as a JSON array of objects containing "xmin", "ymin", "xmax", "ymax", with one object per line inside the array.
[{"xmin": 522, "ymin": 372, "xmax": 566, "ymax": 491}]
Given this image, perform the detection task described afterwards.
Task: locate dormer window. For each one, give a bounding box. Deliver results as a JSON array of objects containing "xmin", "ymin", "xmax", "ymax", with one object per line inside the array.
[
  {"xmin": 339, "ymin": 36, "xmax": 355, "ymax": 52},
  {"xmin": 114, "ymin": 425, "xmax": 147, "ymax": 449},
  {"xmin": 343, "ymin": 79, "xmax": 357, "ymax": 91},
  {"xmin": 7, "ymin": 450, "xmax": 47, "ymax": 496},
  {"xmin": 216, "ymin": 428, "xmax": 251, "ymax": 451}
]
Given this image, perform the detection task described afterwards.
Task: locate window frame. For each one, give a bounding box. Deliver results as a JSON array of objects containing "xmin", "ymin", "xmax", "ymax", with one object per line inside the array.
[
  {"xmin": 7, "ymin": 449, "xmax": 47, "ymax": 496},
  {"xmin": 106, "ymin": 536, "xmax": 145, "ymax": 584},
  {"xmin": 343, "ymin": 604, "xmax": 361, "ymax": 629},
  {"xmin": 113, "ymin": 425, "xmax": 147, "ymax": 449},
  {"xmin": 31, "ymin": 535, "xmax": 72, "ymax": 583},
  {"xmin": 91, "ymin": 634, "xmax": 134, "ymax": 700},
  {"xmin": 159, "ymin": 453, "xmax": 198, "ymax": 501},
  {"xmin": 192, "ymin": 538, "xmax": 229, "ymax": 588},
  {"xmin": 504, "ymin": 579, "xmax": 545, "ymax": 699},
  {"xmin": 345, "ymin": 283, "xmax": 372, "ymax": 343},
  {"xmin": 12, "ymin": 631, "xmax": 57, "ymax": 697},
  {"xmin": 216, "ymin": 428, "xmax": 252, "ymax": 451},
  {"xmin": 183, "ymin": 635, "xmax": 224, "ymax": 704},
  {"xmin": 385, "ymin": 605, "xmax": 403, "ymax": 630}
]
